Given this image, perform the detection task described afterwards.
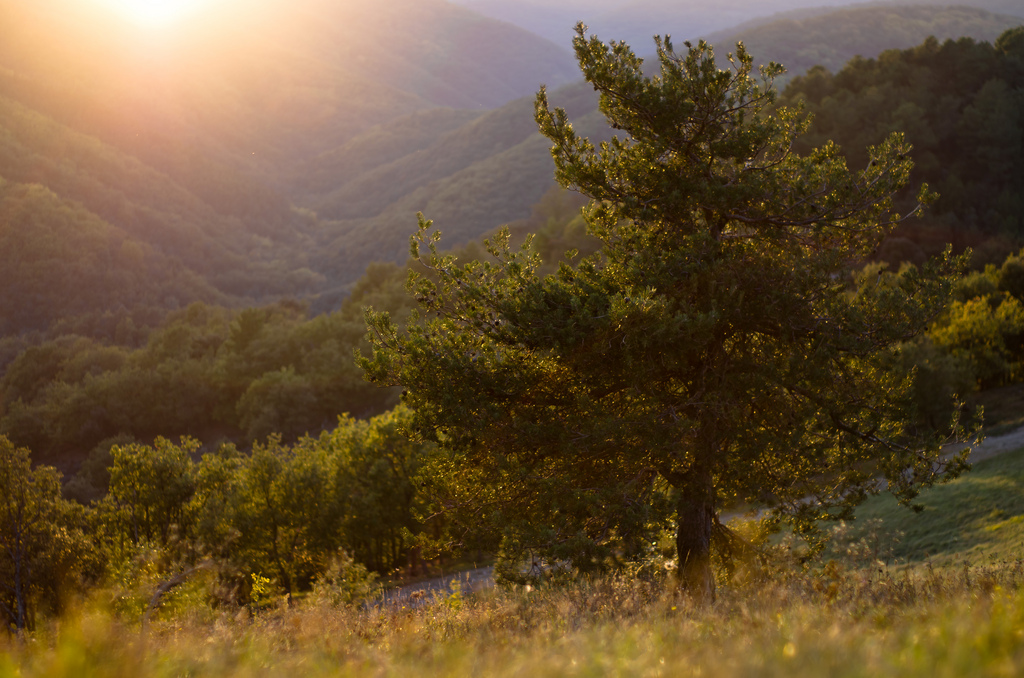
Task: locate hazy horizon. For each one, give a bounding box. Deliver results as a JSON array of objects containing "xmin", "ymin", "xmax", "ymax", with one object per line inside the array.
[{"xmin": 449, "ymin": 0, "xmax": 873, "ymax": 47}]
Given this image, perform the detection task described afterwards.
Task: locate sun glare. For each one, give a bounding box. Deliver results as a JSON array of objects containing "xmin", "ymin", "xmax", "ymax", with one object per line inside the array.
[{"xmin": 95, "ymin": 0, "xmax": 208, "ymax": 28}]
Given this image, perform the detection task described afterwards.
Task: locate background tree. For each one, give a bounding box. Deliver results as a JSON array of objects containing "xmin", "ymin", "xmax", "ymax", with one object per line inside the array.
[
  {"xmin": 226, "ymin": 436, "xmax": 338, "ymax": 601},
  {"xmin": 104, "ymin": 437, "xmax": 199, "ymax": 551},
  {"xmin": 0, "ymin": 436, "xmax": 91, "ymax": 631},
  {"xmin": 317, "ymin": 407, "xmax": 432, "ymax": 574},
  {"xmin": 362, "ymin": 26, "xmax": 972, "ymax": 599}
]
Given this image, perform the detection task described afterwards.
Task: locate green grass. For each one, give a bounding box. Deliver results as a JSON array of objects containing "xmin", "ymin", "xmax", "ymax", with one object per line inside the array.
[{"xmin": 839, "ymin": 444, "xmax": 1024, "ymax": 566}]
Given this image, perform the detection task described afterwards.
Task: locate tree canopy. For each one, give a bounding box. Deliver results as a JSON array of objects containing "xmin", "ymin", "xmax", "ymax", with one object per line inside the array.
[{"xmin": 362, "ymin": 25, "xmax": 973, "ymax": 599}]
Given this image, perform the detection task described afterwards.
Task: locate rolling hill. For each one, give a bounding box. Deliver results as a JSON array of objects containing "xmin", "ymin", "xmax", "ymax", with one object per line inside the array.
[
  {"xmin": 706, "ymin": 4, "xmax": 1023, "ymax": 80},
  {"xmin": 454, "ymin": 0, "xmax": 1024, "ymax": 50}
]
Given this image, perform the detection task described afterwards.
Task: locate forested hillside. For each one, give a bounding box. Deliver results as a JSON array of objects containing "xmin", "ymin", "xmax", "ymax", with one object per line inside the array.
[
  {"xmin": 294, "ymin": 5, "xmax": 1022, "ymax": 288},
  {"xmin": 0, "ymin": 179, "xmax": 223, "ymax": 335},
  {"xmin": 2, "ymin": 0, "xmax": 1019, "ymax": 320},
  {"xmin": 780, "ymin": 27, "xmax": 1024, "ymax": 265},
  {"xmin": 301, "ymin": 83, "xmax": 606, "ymax": 290},
  {"xmin": 0, "ymin": 0, "xmax": 579, "ymax": 322}
]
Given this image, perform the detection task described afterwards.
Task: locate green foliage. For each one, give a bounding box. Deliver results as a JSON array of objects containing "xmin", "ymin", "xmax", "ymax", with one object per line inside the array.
[
  {"xmin": 31, "ymin": 407, "xmax": 433, "ymax": 606},
  {"xmin": 182, "ymin": 409, "xmax": 432, "ymax": 599},
  {"xmin": 105, "ymin": 437, "xmax": 199, "ymax": 549},
  {"xmin": 895, "ymin": 338, "xmax": 976, "ymax": 433},
  {"xmin": 0, "ymin": 435, "xmax": 91, "ymax": 630},
  {"xmin": 0, "ymin": 299, "xmax": 404, "ymax": 458},
  {"xmin": 363, "ymin": 27, "xmax": 970, "ymax": 597},
  {"xmin": 218, "ymin": 435, "xmax": 338, "ymax": 599},
  {"xmin": 248, "ymin": 573, "xmax": 275, "ymax": 612},
  {"xmin": 236, "ymin": 367, "xmax": 319, "ymax": 443},
  {"xmin": 315, "ymin": 407, "xmax": 433, "ymax": 574},
  {"xmin": 62, "ymin": 435, "xmax": 135, "ymax": 505},
  {"xmin": 781, "ymin": 29, "xmax": 1024, "ymax": 251},
  {"xmin": 931, "ymin": 295, "xmax": 1024, "ymax": 388},
  {"xmin": 309, "ymin": 550, "xmax": 380, "ymax": 608},
  {"xmin": 897, "ymin": 247, "xmax": 1024, "ymax": 422}
]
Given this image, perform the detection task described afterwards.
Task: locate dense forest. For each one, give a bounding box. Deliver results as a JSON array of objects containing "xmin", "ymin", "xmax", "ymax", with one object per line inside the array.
[
  {"xmin": 1, "ymin": 0, "xmax": 1024, "ymax": 630},
  {"xmin": 781, "ymin": 28, "xmax": 1024, "ymax": 266}
]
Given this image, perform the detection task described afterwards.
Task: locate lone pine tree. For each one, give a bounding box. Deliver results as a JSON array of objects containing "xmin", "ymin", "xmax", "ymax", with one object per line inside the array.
[{"xmin": 361, "ymin": 25, "xmax": 971, "ymax": 599}]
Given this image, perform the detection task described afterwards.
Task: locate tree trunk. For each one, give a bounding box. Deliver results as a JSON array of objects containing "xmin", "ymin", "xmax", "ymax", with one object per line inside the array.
[{"xmin": 675, "ymin": 471, "xmax": 715, "ymax": 602}]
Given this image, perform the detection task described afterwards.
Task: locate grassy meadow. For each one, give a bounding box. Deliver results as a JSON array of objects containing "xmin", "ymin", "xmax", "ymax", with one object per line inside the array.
[{"xmin": 3, "ymin": 447, "xmax": 1024, "ymax": 677}]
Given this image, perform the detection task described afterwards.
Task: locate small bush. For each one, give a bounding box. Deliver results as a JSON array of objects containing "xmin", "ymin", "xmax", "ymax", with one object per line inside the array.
[{"xmin": 308, "ymin": 550, "xmax": 380, "ymax": 608}]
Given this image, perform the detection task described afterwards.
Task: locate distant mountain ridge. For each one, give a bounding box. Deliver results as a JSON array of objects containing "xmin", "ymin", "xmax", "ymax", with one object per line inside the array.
[
  {"xmin": 705, "ymin": 4, "xmax": 1023, "ymax": 78},
  {"xmin": 453, "ymin": 0, "xmax": 1024, "ymax": 50}
]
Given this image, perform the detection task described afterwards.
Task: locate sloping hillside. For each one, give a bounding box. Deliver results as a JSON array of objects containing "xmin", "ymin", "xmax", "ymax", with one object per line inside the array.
[
  {"xmin": 0, "ymin": 178, "xmax": 222, "ymax": 335},
  {"xmin": 0, "ymin": 0, "xmax": 580, "ymax": 328},
  {"xmin": 0, "ymin": 0, "xmax": 577, "ymax": 163},
  {"xmin": 2, "ymin": 0, "xmax": 1020, "ymax": 332},
  {"xmin": 296, "ymin": 82, "xmax": 605, "ymax": 286},
  {"xmin": 296, "ymin": 8, "xmax": 1022, "ymax": 287}
]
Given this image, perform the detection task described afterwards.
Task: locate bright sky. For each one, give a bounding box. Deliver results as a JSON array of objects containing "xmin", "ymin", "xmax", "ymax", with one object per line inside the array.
[{"xmin": 93, "ymin": 0, "xmax": 209, "ymax": 28}]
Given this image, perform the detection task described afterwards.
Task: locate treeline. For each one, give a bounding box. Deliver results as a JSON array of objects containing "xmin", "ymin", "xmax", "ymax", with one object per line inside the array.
[
  {"xmin": 5, "ymin": 175, "xmax": 1022, "ymax": 473},
  {"xmin": 0, "ymin": 185, "xmax": 590, "ymax": 470},
  {"xmin": 0, "ymin": 406, "xmax": 434, "ymax": 630},
  {"xmin": 780, "ymin": 27, "xmax": 1024, "ymax": 264},
  {"xmin": 0, "ymin": 286, "xmax": 416, "ymax": 471}
]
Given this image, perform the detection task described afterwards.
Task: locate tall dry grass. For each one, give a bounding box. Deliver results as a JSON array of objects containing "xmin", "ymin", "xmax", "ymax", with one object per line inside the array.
[{"xmin": 3, "ymin": 559, "xmax": 1023, "ymax": 677}]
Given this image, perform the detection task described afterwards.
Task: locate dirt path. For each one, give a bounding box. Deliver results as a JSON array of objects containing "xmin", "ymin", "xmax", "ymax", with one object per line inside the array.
[
  {"xmin": 955, "ymin": 426, "xmax": 1024, "ymax": 463},
  {"xmin": 381, "ymin": 566, "xmax": 495, "ymax": 607}
]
